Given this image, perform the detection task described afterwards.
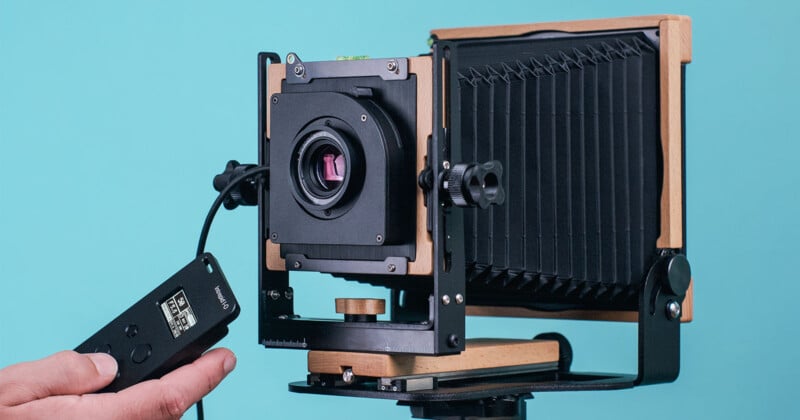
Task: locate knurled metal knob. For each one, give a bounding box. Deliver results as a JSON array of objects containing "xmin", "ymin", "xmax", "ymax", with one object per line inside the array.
[{"xmin": 445, "ymin": 160, "xmax": 505, "ymax": 209}]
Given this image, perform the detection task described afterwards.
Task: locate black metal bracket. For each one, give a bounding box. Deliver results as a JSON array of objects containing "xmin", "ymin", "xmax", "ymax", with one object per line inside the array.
[
  {"xmin": 636, "ymin": 251, "xmax": 690, "ymax": 384},
  {"xmin": 257, "ymin": 52, "xmax": 293, "ymax": 343},
  {"xmin": 284, "ymin": 52, "xmax": 409, "ymax": 84}
]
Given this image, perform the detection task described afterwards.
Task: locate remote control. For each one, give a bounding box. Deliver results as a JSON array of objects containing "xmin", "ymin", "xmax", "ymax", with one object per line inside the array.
[{"xmin": 75, "ymin": 253, "xmax": 240, "ymax": 392}]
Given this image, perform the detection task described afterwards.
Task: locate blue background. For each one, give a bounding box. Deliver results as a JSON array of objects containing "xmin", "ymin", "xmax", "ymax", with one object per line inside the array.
[{"xmin": 1, "ymin": 1, "xmax": 798, "ymax": 419}]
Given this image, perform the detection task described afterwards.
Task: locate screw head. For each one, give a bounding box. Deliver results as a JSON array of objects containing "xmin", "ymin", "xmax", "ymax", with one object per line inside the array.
[
  {"xmin": 293, "ymin": 261, "xmax": 302, "ymax": 269},
  {"xmin": 443, "ymin": 160, "xmax": 451, "ymax": 170},
  {"xmin": 447, "ymin": 334, "xmax": 460, "ymax": 348},
  {"xmin": 387, "ymin": 263, "xmax": 396, "ymax": 272},
  {"xmin": 441, "ymin": 294, "xmax": 451, "ymax": 305},
  {"xmin": 666, "ymin": 300, "xmax": 681, "ymax": 319},
  {"xmin": 387, "ymin": 59, "xmax": 398, "ymax": 72},
  {"xmin": 455, "ymin": 293, "xmax": 464, "ymax": 304},
  {"xmin": 271, "ymin": 96, "xmax": 278, "ymax": 104},
  {"xmin": 376, "ymin": 234, "xmax": 383, "ymax": 243},
  {"xmin": 284, "ymin": 290, "xmax": 294, "ymax": 300},
  {"xmin": 293, "ymin": 64, "xmax": 305, "ymax": 77},
  {"xmin": 342, "ymin": 368, "xmax": 355, "ymax": 384},
  {"xmin": 268, "ymin": 290, "xmax": 281, "ymax": 300},
  {"xmin": 360, "ymin": 114, "xmax": 368, "ymax": 122},
  {"xmin": 270, "ymin": 232, "xmax": 278, "ymax": 240}
]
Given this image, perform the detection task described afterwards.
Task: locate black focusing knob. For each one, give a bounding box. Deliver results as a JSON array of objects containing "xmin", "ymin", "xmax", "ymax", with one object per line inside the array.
[
  {"xmin": 213, "ymin": 160, "xmax": 261, "ymax": 210},
  {"xmin": 445, "ymin": 160, "xmax": 505, "ymax": 209}
]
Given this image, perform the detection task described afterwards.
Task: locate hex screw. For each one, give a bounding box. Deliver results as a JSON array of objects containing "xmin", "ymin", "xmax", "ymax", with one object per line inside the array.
[
  {"xmin": 271, "ymin": 96, "xmax": 278, "ymax": 104},
  {"xmin": 441, "ymin": 294, "xmax": 451, "ymax": 305},
  {"xmin": 387, "ymin": 263, "xmax": 396, "ymax": 272},
  {"xmin": 293, "ymin": 261, "xmax": 302, "ymax": 269},
  {"xmin": 666, "ymin": 300, "xmax": 681, "ymax": 319},
  {"xmin": 387, "ymin": 59, "xmax": 398, "ymax": 73},
  {"xmin": 443, "ymin": 160, "xmax": 451, "ymax": 170},
  {"xmin": 376, "ymin": 234, "xmax": 383, "ymax": 243},
  {"xmin": 360, "ymin": 114, "xmax": 368, "ymax": 122},
  {"xmin": 293, "ymin": 64, "xmax": 305, "ymax": 77},
  {"xmin": 455, "ymin": 293, "xmax": 464, "ymax": 304},
  {"xmin": 268, "ymin": 290, "xmax": 281, "ymax": 300},
  {"xmin": 271, "ymin": 232, "xmax": 278, "ymax": 240}
]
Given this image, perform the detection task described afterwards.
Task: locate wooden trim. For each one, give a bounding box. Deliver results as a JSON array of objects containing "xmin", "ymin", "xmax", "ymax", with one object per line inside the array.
[
  {"xmin": 264, "ymin": 58, "xmax": 434, "ymax": 275},
  {"xmin": 467, "ymin": 278, "xmax": 694, "ymax": 322},
  {"xmin": 655, "ymin": 18, "xmax": 689, "ymax": 249},
  {"xmin": 265, "ymin": 63, "xmax": 285, "ymax": 142},
  {"xmin": 265, "ymin": 62, "xmax": 287, "ymax": 271},
  {"xmin": 432, "ymin": 15, "xmax": 689, "ymax": 53},
  {"xmin": 408, "ymin": 56, "xmax": 434, "ymax": 275},
  {"xmin": 681, "ymin": 278, "xmax": 694, "ymax": 322},
  {"xmin": 307, "ymin": 338, "xmax": 559, "ymax": 377}
]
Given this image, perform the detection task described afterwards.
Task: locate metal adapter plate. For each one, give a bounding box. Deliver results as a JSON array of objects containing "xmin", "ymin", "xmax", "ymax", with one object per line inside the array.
[{"xmin": 286, "ymin": 53, "xmax": 409, "ymax": 84}]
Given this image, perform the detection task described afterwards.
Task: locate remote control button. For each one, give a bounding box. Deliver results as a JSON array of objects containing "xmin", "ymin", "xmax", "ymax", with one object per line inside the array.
[
  {"xmin": 93, "ymin": 344, "xmax": 112, "ymax": 354},
  {"xmin": 131, "ymin": 344, "xmax": 152, "ymax": 364},
  {"xmin": 125, "ymin": 324, "xmax": 139, "ymax": 338}
]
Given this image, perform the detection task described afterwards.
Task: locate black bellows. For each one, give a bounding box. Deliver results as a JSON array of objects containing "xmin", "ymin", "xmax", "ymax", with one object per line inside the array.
[{"xmin": 451, "ymin": 30, "xmax": 662, "ymax": 311}]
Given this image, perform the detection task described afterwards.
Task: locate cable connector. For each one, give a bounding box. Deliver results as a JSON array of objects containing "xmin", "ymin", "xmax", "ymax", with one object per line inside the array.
[{"xmin": 212, "ymin": 160, "xmax": 265, "ymax": 210}]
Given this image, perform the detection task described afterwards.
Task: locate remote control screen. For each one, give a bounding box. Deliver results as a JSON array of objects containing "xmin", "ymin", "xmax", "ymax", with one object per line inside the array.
[{"xmin": 160, "ymin": 289, "xmax": 198, "ymax": 338}]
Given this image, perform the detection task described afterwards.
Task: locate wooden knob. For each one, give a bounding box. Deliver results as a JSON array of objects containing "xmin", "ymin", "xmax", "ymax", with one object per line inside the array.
[{"xmin": 335, "ymin": 298, "xmax": 386, "ymax": 316}]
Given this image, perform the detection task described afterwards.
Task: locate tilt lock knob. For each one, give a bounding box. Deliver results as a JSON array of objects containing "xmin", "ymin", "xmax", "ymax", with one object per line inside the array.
[{"xmin": 444, "ymin": 160, "xmax": 505, "ymax": 208}]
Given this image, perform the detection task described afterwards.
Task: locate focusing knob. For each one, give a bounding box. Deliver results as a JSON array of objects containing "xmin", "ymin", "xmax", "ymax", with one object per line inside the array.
[
  {"xmin": 444, "ymin": 160, "xmax": 505, "ymax": 209},
  {"xmin": 213, "ymin": 160, "xmax": 261, "ymax": 210}
]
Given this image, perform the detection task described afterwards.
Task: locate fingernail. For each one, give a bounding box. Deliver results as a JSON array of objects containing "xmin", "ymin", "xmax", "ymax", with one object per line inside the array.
[
  {"xmin": 88, "ymin": 353, "xmax": 118, "ymax": 377},
  {"xmin": 223, "ymin": 354, "xmax": 237, "ymax": 374}
]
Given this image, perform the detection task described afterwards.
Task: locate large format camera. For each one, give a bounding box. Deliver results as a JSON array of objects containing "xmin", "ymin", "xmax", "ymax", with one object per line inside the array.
[{"xmin": 241, "ymin": 15, "xmax": 692, "ymax": 418}]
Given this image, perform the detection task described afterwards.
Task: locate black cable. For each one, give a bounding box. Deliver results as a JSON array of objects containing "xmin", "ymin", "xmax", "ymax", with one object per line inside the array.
[
  {"xmin": 196, "ymin": 165, "xmax": 270, "ymax": 257},
  {"xmin": 194, "ymin": 164, "xmax": 268, "ymax": 420},
  {"xmin": 196, "ymin": 399, "xmax": 204, "ymax": 420}
]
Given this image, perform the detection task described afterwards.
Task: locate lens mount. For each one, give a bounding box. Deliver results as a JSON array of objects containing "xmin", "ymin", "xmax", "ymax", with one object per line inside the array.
[{"xmin": 291, "ymin": 124, "xmax": 362, "ymax": 217}]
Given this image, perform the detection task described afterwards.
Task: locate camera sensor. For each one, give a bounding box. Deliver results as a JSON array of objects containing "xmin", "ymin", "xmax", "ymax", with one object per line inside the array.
[{"xmin": 295, "ymin": 130, "xmax": 349, "ymax": 206}]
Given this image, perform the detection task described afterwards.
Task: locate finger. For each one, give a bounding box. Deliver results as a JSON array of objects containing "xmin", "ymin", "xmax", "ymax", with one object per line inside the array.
[
  {"xmin": 0, "ymin": 351, "xmax": 117, "ymax": 406},
  {"xmin": 5, "ymin": 348, "xmax": 235, "ymax": 420},
  {"xmin": 117, "ymin": 347, "xmax": 236, "ymax": 419}
]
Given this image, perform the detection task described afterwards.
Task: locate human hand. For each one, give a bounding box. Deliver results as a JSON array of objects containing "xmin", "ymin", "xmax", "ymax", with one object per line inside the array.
[{"xmin": 0, "ymin": 347, "xmax": 236, "ymax": 420}]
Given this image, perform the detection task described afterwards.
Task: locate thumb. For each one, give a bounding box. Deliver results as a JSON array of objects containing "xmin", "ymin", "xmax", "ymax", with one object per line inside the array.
[{"xmin": 0, "ymin": 351, "xmax": 118, "ymax": 406}]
